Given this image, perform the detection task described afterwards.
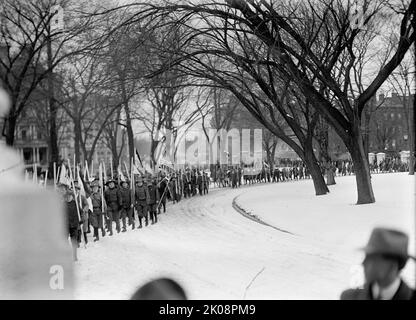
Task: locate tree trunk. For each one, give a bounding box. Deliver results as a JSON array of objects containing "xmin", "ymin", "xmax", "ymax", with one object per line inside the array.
[
  {"xmin": 362, "ymin": 103, "xmax": 372, "ymax": 157},
  {"xmin": 124, "ymin": 103, "xmax": 135, "ymax": 163},
  {"xmin": 304, "ymin": 144, "xmax": 329, "ymax": 195},
  {"xmin": 74, "ymin": 118, "xmax": 81, "ymax": 165},
  {"xmin": 47, "ymin": 36, "xmax": 59, "ymax": 170},
  {"xmin": 348, "ymin": 124, "xmax": 375, "ymax": 204},
  {"xmin": 5, "ymin": 114, "xmax": 17, "ymax": 146},
  {"xmin": 408, "ymin": 115, "xmax": 415, "ymax": 175},
  {"xmin": 409, "ymin": 89, "xmax": 415, "ymax": 175},
  {"xmin": 317, "ymin": 116, "xmax": 336, "ymax": 186},
  {"xmin": 111, "ymin": 136, "xmax": 120, "ymax": 170},
  {"xmin": 326, "ymin": 162, "xmax": 336, "ymax": 185},
  {"xmin": 150, "ymin": 138, "xmax": 159, "ymax": 168},
  {"xmin": 411, "ymin": 45, "xmax": 416, "ymax": 175}
]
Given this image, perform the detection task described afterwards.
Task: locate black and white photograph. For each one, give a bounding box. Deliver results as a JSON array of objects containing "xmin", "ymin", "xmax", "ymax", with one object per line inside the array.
[{"xmin": 0, "ymin": 0, "xmax": 415, "ymax": 305}]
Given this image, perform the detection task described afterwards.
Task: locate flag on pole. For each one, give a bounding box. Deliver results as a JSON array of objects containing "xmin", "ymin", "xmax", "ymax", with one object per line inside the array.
[
  {"xmin": 77, "ymin": 166, "xmax": 86, "ymax": 198},
  {"xmin": 67, "ymin": 160, "xmax": 85, "ymax": 247},
  {"xmin": 159, "ymin": 157, "xmax": 174, "ymax": 171},
  {"xmin": 118, "ymin": 165, "xmax": 126, "ymax": 182},
  {"xmin": 58, "ymin": 164, "xmax": 71, "ymax": 187},
  {"xmin": 154, "ymin": 136, "xmax": 167, "ymax": 167},
  {"xmin": 132, "ymin": 164, "xmax": 141, "ymax": 175},
  {"xmin": 143, "ymin": 161, "xmax": 154, "ymax": 175},
  {"xmin": 84, "ymin": 161, "xmax": 92, "ymax": 182}
]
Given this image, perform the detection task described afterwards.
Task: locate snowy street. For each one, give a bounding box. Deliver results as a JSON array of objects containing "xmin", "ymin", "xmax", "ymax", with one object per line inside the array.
[{"xmin": 74, "ymin": 173, "xmax": 415, "ymax": 300}]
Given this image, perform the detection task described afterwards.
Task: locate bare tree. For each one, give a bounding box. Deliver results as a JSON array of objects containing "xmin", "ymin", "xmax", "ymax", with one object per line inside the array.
[
  {"xmin": 388, "ymin": 54, "xmax": 415, "ymax": 174},
  {"xmin": 0, "ymin": 0, "xmax": 102, "ymax": 168},
  {"xmin": 139, "ymin": 70, "xmax": 200, "ymax": 167},
  {"xmin": 125, "ymin": 0, "xmax": 415, "ymax": 202},
  {"xmin": 102, "ymin": 107, "xmax": 126, "ymax": 170}
]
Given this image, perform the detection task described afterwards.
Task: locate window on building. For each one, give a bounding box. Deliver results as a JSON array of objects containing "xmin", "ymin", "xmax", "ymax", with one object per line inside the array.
[
  {"xmin": 391, "ymin": 113, "xmax": 394, "ymax": 120},
  {"xmin": 384, "ymin": 113, "xmax": 388, "ymax": 121},
  {"xmin": 21, "ymin": 130, "xmax": 27, "ymax": 141},
  {"xmin": 398, "ymin": 113, "xmax": 402, "ymax": 120},
  {"xmin": 37, "ymin": 131, "xmax": 42, "ymax": 140}
]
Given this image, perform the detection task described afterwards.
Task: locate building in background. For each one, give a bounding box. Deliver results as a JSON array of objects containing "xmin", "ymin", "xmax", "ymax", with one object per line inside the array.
[{"xmin": 328, "ymin": 93, "xmax": 414, "ymax": 161}]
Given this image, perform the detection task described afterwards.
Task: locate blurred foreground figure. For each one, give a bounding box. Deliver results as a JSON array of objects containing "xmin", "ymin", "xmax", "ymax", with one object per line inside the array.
[
  {"xmin": 130, "ymin": 278, "xmax": 187, "ymax": 300},
  {"xmin": 341, "ymin": 228, "xmax": 415, "ymax": 300},
  {"xmin": 0, "ymin": 88, "xmax": 74, "ymax": 299},
  {"xmin": 65, "ymin": 191, "xmax": 81, "ymax": 261}
]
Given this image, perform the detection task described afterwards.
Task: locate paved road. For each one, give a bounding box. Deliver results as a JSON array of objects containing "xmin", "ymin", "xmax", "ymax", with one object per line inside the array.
[{"xmin": 74, "ymin": 183, "xmax": 356, "ymax": 300}]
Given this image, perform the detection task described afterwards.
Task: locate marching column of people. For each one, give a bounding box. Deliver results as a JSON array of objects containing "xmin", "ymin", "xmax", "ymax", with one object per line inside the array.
[
  {"xmin": 59, "ymin": 168, "xmax": 215, "ymax": 256},
  {"xmin": 60, "ymin": 158, "xmax": 412, "ymax": 262}
]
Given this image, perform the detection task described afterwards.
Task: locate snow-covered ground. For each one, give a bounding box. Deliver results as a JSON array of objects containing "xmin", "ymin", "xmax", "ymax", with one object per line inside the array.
[{"xmin": 74, "ymin": 173, "xmax": 415, "ymax": 300}]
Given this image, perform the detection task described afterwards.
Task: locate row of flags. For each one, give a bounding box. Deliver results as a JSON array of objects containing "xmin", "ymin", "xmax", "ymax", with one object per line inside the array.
[
  {"xmin": 55, "ymin": 147, "xmax": 165, "ymax": 188},
  {"xmin": 24, "ymin": 140, "xmax": 179, "ymax": 190}
]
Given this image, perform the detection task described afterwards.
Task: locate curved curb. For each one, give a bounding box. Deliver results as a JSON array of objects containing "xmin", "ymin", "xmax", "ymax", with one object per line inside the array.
[{"xmin": 232, "ymin": 194, "xmax": 295, "ymax": 236}]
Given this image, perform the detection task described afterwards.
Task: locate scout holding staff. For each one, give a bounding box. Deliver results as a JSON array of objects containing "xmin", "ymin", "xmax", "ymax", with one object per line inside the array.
[
  {"xmin": 104, "ymin": 179, "xmax": 122, "ymax": 235},
  {"xmin": 135, "ymin": 175, "xmax": 150, "ymax": 228},
  {"xmin": 120, "ymin": 179, "xmax": 134, "ymax": 231},
  {"xmin": 147, "ymin": 175, "xmax": 160, "ymax": 224},
  {"xmin": 90, "ymin": 179, "xmax": 106, "ymax": 241}
]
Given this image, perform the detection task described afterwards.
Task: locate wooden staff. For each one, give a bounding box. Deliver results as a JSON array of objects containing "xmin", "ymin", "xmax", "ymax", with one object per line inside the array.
[
  {"xmin": 103, "ymin": 161, "xmax": 107, "ymax": 184},
  {"xmin": 68, "ymin": 157, "xmax": 85, "ymax": 248},
  {"xmin": 110, "ymin": 157, "xmax": 114, "ymax": 180},
  {"xmin": 85, "ymin": 160, "xmax": 90, "ymax": 181},
  {"xmin": 53, "ymin": 162, "xmax": 57, "ymax": 189},
  {"xmin": 83, "ymin": 161, "xmax": 87, "ymax": 181},
  {"xmin": 123, "ymin": 161, "xmax": 129, "ymax": 179},
  {"xmin": 157, "ymin": 176, "xmax": 171, "ymax": 210},
  {"xmin": 32, "ymin": 163, "xmax": 37, "ymax": 184},
  {"xmin": 57, "ymin": 165, "xmax": 61, "ymax": 183},
  {"xmin": 91, "ymin": 160, "xmax": 94, "ymax": 179},
  {"xmin": 130, "ymin": 158, "xmax": 135, "ymax": 212},
  {"xmin": 44, "ymin": 169, "xmax": 48, "ymax": 188}
]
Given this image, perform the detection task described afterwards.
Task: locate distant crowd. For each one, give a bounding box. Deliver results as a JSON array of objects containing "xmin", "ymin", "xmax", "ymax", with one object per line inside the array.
[{"xmin": 210, "ymin": 157, "xmax": 412, "ymax": 188}]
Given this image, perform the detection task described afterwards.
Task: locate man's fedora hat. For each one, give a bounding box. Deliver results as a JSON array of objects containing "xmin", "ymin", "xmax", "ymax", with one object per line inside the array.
[{"xmin": 360, "ymin": 227, "xmax": 415, "ymax": 261}]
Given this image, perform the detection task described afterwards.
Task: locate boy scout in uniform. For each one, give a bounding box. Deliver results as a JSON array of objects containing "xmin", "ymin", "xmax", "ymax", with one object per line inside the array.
[{"xmin": 135, "ymin": 176, "xmax": 150, "ymax": 228}]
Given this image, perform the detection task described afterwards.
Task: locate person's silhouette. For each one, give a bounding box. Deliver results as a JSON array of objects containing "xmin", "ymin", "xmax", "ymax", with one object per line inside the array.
[{"xmin": 130, "ymin": 278, "xmax": 187, "ymax": 300}]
